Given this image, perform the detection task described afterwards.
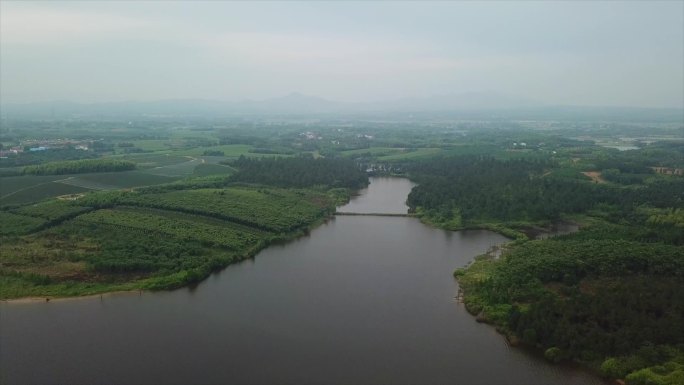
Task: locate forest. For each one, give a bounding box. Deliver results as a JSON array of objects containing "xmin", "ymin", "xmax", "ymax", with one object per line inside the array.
[
  {"xmin": 406, "ymin": 153, "xmax": 684, "ymax": 384},
  {"xmin": 228, "ymin": 155, "xmax": 368, "ymax": 189},
  {"xmin": 406, "ymin": 156, "xmax": 684, "ymax": 232}
]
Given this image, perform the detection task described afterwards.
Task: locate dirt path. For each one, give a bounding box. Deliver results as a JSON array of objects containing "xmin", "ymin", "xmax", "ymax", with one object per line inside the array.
[{"xmin": 582, "ymin": 171, "xmax": 606, "ymax": 184}]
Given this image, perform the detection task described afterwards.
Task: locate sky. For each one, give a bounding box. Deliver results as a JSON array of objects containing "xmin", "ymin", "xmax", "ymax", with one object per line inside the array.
[{"xmin": 1, "ymin": 1, "xmax": 683, "ymax": 108}]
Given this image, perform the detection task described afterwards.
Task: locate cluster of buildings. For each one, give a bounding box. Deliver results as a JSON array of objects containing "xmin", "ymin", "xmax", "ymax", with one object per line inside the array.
[
  {"xmin": 0, "ymin": 146, "xmax": 24, "ymax": 158},
  {"xmin": 0, "ymin": 139, "xmax": 91, "ymax": 158},
  {"xmin": 299, "ymin": 131, "xmax": 322, "ymax": 140}
]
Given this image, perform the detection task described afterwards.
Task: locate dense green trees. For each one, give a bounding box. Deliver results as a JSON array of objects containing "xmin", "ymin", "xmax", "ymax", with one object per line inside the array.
[
  {"xmin": 455, "ymin": 232, "xmax": 684, "ymax": 383},
  {"xmin": 230, "ymin": 155, "xmax": 368, "ymax": 189},
  {"xmin": 409, "ymin": 153, "xmax": 684, "ymax": 383},
  {"xmin": 407, "ymin": 156, "xmax": 684, "ymax": 226},
  {"xmin": 23, "ymin": 159, "xmax": 135, "ymax": 175},
  {"xmin": 79, "ymin": 188, "xmax": 331, "ymax": 233},
  {"xmin": 0, "ymin": 148, "xmax": 99, "ymax": 167},
  {"xmin": 407, "ymin": 156, "xmax": 604, "ymax": 223}
]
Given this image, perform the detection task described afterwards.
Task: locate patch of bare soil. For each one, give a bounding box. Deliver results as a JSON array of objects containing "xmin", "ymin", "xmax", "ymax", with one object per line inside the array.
[{"xmin": 582, "ymin": 171, "xmax": 606, "ymax": 184}]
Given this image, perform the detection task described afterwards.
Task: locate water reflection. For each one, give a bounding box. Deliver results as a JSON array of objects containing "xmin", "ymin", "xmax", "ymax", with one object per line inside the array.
[{"xmin": 0, "ymin": 178, "xmax": 605, "ymax": 385}]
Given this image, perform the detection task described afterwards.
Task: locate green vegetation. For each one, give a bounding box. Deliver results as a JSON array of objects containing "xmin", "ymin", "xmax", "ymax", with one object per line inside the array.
[
  {"xmin": 81, "ymin": 188, "xmax": 332, "ymax": 233},
  {"xmin": 12, "ymin": 199, "xmax": 92, "ymax": 221},
  {"xmin": 455, "ymin": 234, "xmax": 684, "ymax": 384},
  {"xmin": 408, "ymin": 149, "xmax": 684, "ymax": 384},
  {"xmin": 409, "ymin": 157, "xmax": 592, "ymax": 223},
  {"xmin": 0, "ymin": 155, "xmax": 366, "ymax": 299},
  {"xmin": 122, "ymin": 154, "xmax": 190, "ymax": 168},
  {"xmin": 0, "ymin": 147, "xmax": 98, "ymax": 167},
  {"xmin": 0, "ymin": 179, "xmax": 91, "ymax": 206},
  {"xmin": 230, "ymin": 155, "xmax": 367, "ymax": 189},
  {"xmin": 57, "ymin": 170, "xmax": 180, "ymax": 190},
  {"xmin": 407, "ymin": 156, "xmax": 683, "ymax": 237},
  {"xmin": 23, "ymin": 159, "xmax": 136, "ymax": 175},
  {"xmin": 192, "ymin": 163, "xmax": 234, "ymax": 177},
  {"xmin": 174, "ymin": 144, "xmax": 258, "ymax": 158},
  {"xmin": 1, "ymin": 174, "xmax": 80, "ymax": 197},
  {"xmin": 0, "ymin": 212, "xmax": 46, "ymax": 235},
  {"xmin": 0, "ymin": 186, "xmax": 336, "ymax": 299},
  {"xmin": 376, "ymin": 147, "xmax": 443, "ymax": 161},
  {"xmin": 77, "ymin": 208, "xmax": 262, "ymax": 251},
  {"xmin": 0, "ymin": 171, "xmax": 179, "ymax": 206},
  {"xmin": 2, "ymin": 112, "xmax": 682, "ymax": 384}
]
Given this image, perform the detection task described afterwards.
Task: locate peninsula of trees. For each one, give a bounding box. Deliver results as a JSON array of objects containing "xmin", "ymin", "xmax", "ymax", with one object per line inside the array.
[{"xmin": 406, "ymin": 152, "xmax": 683, "ymax": 385}]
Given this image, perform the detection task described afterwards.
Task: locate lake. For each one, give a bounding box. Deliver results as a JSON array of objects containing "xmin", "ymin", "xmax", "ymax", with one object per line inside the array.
[{"xmin": 0, "ymin": 177, "xmax": 605, "ymax": 384}]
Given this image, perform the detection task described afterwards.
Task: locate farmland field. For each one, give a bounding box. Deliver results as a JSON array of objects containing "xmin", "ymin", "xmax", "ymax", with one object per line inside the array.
[
  {"xmin": 0, "ymin": 184, "xmax": 339, "ymax": 299},
  {"xmin": 198, "ymin": 156, "xmax": 233, "ymax": 165},
  {"xmin": 12, "ymin": 200, "xmax": 92, "ymax": 221},
  {"xmin": 340, "ymin": 147, "xmax": 446, "ymax": 160},
  {"xmin": 173, "ymin": 144, "xmax": 294, "ymax": 159},
  {"xmin": 128, "ymin": 139, "xmax": 179, "ymax": 152},
  {"xmin": 63, "ymin": 171, "xmax": 180, "ymax": 189},
  {"xmin": 75, "ymin": 208, "xmax": 262, "ymax": 250},
  {"xmin": 192, "ymin": 163, "xmax": 234, "ymax": 177},
  {"xmin": 0, "ymin": 171, "xmax": 180, "ymax": 205},
  {"xmin": 340, "ymin": 147, "xmax": 406, "ymax": 157},
  {"xmin": 171, "ymin": 144, "xmax": 254, "ymax": 157},
  {"xmin": 0, "ymin": 180, "xmax": 90, "ymax": 206},
  {"xmin": 375, "ymin": 147, "xmax": 443, "ymax": 161},
  {"xmin": 0, "ymin": 175, "xmax": 68, "ymax": 196},
  {"xmin": 138, "ymin": 157, "xmax": 203, "ymax": 177},
  {"xmin": 0, "ymin": 212, "xmax": 46, "ymax": 235},
  {"xmin": 56, "ymin": 176, "xmax": 121, "ymax": 190},
  {"xmin": 101, "ymin": 187, "xmax": 331, "ymax": 232},
  {"xmin": 122, "ymin": 154, "xmax": 190, "ymax": 168}
]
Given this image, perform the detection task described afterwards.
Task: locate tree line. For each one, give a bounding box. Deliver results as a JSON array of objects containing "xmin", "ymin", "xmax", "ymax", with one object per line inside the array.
[
  {"xmin": 23, "ymin": 159, "xmax": 135, "ymax": 175},
  {"xmin": 228, "ymin": 155, "xmax": 368, "ymax": 189}
]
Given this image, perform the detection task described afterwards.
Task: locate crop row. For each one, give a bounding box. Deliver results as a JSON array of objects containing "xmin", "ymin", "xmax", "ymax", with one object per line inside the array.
[
  {"xmin": 115, "ymin": 188, "xmax": 329, "ymax": 233},
  {"xmin": 75, "ymin": 209, "xmax": 261, "ymax": 250},
  {"xmin": 12, "ymin": 200, "xmax": 91, "ymax": 221},
  {"xmin": 0, "ymin": 212, "xmax": 46, "ymax": 236}
]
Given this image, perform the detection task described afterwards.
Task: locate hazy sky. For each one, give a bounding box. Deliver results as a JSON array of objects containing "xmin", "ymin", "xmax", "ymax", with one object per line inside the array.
[{"xmin": 1, "ymin": 1, "xmax": 683, "ymax": 107}]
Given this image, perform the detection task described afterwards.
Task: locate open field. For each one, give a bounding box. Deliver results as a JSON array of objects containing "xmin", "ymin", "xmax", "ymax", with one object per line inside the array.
[
  {"xmin": 171, "ymin": 144, "xmax": 255, "ymax": 157},
  {"xmin": 0, "ymin": 171, "xmax": 180, "ymax": 206},
  {"xmin": 0, "ymin": 175, "xmax": 68, "ymax": 196},
  {"xmin": 377, "ymin": 147, "xmax": 443, "ymax": 161},
  {"xmin": 122, "ymin": 154, "xmax": 190, "ymax": 168},
  {"xmin": 340, "ymin": 147, "xmax": 407, "ymax": 157},
  {"xmin": 128, "ymin": 139, "xmax": 180, "ymax": 152},
  {"xmin": 62, "ymin": 171, "xmax": 179, "ymax": 189},
  {"xmin": 137, "ymin": 157, "xmax": 204, "ymax": 177},
  {"xmin": 0, "ymin": 180, "xmax": 91, "ymax": 206},
  {"xmin": 192, "ymin": 163, "xmax": 235, "ymax": 177}
]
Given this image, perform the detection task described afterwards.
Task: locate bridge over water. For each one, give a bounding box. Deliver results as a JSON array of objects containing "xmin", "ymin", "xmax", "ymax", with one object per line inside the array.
[{"xmin": 334, "ymin": 212, "xmax": 415, "ymax": 217}]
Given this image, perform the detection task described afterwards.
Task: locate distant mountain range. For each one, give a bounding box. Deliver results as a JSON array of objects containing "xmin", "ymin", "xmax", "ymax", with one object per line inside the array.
[{"xmin": 1, "ymin": 92, "xmax": 682, "ymax": 121}]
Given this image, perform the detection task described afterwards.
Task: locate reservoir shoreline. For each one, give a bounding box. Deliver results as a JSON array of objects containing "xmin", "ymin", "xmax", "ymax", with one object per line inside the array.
[{"xmin": 0, "ymin": 177, "xmax": 606, "ymax": 385}]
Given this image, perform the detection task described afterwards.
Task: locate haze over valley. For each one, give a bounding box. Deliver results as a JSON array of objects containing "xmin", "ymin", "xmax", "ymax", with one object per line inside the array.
[{"xmin": 1, "ymin": 2, "xmax": 683, "ymax": 385}]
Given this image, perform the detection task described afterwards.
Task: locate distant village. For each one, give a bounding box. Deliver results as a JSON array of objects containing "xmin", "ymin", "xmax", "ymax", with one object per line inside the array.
[{"xmin": 0, "ymin": 138, "xmax": 92, "ymax": 158}]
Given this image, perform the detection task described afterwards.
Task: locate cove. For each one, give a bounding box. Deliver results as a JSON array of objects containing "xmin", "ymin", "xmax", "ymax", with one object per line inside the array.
[{"xmin": 0, "ymin": 177, "xmax": 605, "ymax": 384}]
